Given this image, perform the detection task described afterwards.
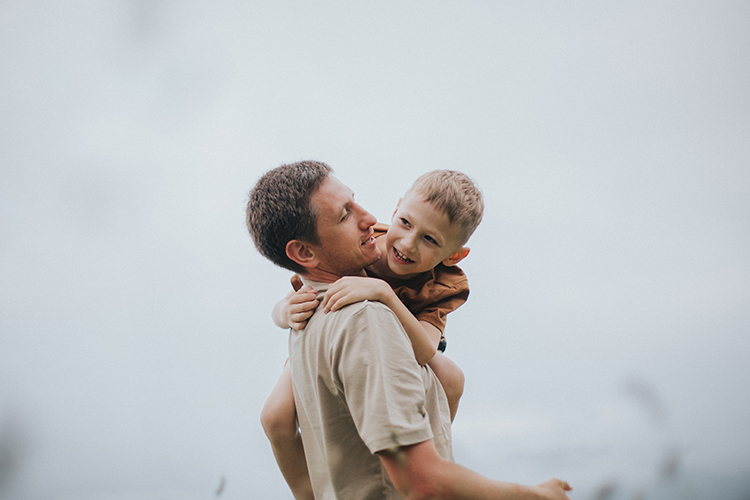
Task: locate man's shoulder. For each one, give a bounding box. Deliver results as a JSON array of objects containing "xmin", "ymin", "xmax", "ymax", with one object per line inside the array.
[
  {"xmin": 329, "ymin": 301, "xmax": 414, "ymax": 364},
  {"xmin": 319, "ymin": 300, "xmax": 404, "ymax": 338},
  {"xmin": 337, "ymin": 298, "xmax": 399, "ymax": 321}
]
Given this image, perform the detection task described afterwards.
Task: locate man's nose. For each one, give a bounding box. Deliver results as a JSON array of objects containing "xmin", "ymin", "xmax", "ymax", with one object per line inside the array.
[{"xmin": 357, "ymin": 204, "xmax": 377, "ymax": 229}]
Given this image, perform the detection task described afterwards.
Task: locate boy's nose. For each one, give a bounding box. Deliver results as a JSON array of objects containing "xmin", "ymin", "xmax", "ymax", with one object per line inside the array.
[{"xmin": 402, "ymin": 234, "xmax": 418, "ymax": 252}]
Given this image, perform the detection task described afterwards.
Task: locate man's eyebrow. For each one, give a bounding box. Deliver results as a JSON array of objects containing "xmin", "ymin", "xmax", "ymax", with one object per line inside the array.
[
  {"xmin": 344, "ymin": 189, "xmax": 356, "ymax": 206},
  {"xmin": 336, "ymin": 193, "xmax": 355, "ymax": 219}
]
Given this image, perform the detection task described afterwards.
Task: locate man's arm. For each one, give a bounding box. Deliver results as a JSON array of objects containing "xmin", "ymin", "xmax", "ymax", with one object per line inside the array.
[{"xmin": 378, "ymin": 440, "xmax": 572, "ymax": 500}]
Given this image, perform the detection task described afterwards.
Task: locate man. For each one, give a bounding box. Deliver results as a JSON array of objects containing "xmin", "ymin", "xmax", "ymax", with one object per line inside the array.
[{"xmin": 247, "ymin": 160, "xmax": 573, "ymax": 500}]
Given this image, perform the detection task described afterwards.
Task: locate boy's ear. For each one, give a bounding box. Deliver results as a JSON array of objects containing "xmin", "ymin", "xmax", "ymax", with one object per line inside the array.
[
  {"xmin": 442, "ymin": 247, "xmax": 470, "ymax": 267},
  {"xmin": 391, "ymin": 198, "xmax": 402, "ymax": 219},
  {"xmin": 286, "ymin": 240, "xmax": 320, "ymax": 269}
]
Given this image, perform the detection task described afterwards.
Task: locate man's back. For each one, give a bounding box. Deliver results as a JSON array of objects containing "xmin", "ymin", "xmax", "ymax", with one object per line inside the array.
[{"xmin": 290, "ymin": 279, "xmax": 453, "ymax": 499}]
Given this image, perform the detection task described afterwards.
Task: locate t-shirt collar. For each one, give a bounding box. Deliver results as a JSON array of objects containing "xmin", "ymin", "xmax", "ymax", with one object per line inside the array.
[{"xmin": 298, "ymin": 276, "xmax": 330, "ymax": 294}]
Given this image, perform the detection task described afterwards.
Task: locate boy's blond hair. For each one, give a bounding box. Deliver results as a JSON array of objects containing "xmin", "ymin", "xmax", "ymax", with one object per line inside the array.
[{"xmin": 405, "ymin": 169, "xmax": 484, "ymax": 245}]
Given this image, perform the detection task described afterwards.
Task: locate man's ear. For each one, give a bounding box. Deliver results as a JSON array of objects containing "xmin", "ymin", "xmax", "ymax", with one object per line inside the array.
[
  {"xmin": 391, "ymin": 198, "xmax": 402, "ymax": 219},
  {"xmin": 442, "ymin": 247, "xmax": 470, "ymax": 267},
  {"xmin": 286, "ymin": 240, "xmax": 320, "ymax": 269}
]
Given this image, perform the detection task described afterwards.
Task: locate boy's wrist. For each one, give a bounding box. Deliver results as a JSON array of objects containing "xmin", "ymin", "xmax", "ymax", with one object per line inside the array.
[{"xmin": 377, "ymin": 282, "xmax": 398, "ymax": 307}]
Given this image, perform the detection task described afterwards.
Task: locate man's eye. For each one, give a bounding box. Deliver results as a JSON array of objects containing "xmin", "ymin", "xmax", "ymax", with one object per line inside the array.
[{"xmin": 341, "ymin": 212, "xmax": 349, "ymax": 222}]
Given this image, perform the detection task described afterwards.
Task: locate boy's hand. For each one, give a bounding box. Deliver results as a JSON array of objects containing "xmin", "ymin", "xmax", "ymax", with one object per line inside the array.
[
  {"xmin": 286, "ymin": 285, "xmax": 319, "ymax": 330},
  {"xmin": 321, "ymin": 277, "xmax": 392, "ymax": 313},
  {"xmin": 534, "ymin": 478, "xmax": 573, "ymax": 500}
]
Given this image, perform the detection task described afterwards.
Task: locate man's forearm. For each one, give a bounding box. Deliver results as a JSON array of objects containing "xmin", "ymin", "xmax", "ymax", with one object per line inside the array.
[
  {"xmin": 425, "ymin": 460, "xmax": 540, "ymax": 500},
  {"xmin": 379, "ymin": 441, "xmax": 572, "ymax": 500}
]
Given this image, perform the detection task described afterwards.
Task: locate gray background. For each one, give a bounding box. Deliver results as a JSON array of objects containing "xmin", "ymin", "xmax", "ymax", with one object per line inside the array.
[{"xmin": 1, "ymin": 1, "xmax": 749, "ymax": 499}]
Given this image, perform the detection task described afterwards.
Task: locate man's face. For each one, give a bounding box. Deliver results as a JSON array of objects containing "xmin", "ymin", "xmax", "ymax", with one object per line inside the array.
[{"xmin": 306, "ymin": 175, "xmax": 380, "ymax": 279}]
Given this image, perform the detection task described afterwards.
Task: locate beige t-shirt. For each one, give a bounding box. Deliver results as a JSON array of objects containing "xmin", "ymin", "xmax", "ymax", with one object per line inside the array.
[{"xmin": 290, "ymin": 278, "xmax": 453, "ymax": 500}]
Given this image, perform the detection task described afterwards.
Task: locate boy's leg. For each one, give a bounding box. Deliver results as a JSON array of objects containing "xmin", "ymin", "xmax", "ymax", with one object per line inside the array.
[
  {"xmin": 260, "ymin": 362, "xmax": 314, "ymax": 500},
  {"xmin": 428, "ymin": 352, "xmax": 465, "ymax": 422}
]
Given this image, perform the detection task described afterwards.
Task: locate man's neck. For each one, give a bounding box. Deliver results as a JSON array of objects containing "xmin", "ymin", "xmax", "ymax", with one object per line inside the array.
[{"xmin": 300, "ymin": 268, "xmax": 367, "ymax": 283}]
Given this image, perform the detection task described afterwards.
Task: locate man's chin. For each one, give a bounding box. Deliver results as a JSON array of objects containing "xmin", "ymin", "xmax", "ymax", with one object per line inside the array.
[
  {"xmin": 318, "ymin": 247, "xmax": 381, "ymax": 278},
  {"xmin": 365, "ymin": 248, "xmax": 381, "ymax": 268}
]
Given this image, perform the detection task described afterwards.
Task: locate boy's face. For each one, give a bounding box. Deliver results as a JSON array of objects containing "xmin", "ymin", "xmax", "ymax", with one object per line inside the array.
[{"xmin": 384, "ymin": 192, "xmax": 465, "ymax": 278}]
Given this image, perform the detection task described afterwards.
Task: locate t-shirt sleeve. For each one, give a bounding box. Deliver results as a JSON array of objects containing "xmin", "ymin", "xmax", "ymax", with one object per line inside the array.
[
  {"xmin": 415, "ymin": 268, "xmax": 470, "ymax": 332},
  {"xmin": 334, "ymin": 302, "xmax": 435, "ymax": 454},
  {"xmin": 291, "ymin": 274, "xmax": 303, "ymax": 291}
]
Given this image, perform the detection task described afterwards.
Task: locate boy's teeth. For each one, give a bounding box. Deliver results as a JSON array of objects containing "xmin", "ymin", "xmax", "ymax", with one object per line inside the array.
[{"xmin": 394, "ymin": 248, "xmax": 412, "ymax": 262}]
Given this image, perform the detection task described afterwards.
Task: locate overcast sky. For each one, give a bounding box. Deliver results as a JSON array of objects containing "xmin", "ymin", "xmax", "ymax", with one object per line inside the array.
[{"xmin": 1, "ymin": 1, "xmax": 749, "ymax": 499}]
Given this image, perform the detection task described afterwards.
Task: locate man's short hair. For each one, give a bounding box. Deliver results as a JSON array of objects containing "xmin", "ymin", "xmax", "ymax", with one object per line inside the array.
[
  {"xmin": 406, "ymin": 169, "xmax": 484, "ymax": 245},
  {"xmin": 247, "ymin": 160, "xmax": 332, "ymax": 273}
]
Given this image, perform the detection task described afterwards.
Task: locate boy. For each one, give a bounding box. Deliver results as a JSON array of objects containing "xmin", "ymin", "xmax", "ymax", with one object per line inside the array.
[{"xmin": 262, "ymin": 169, "xmax": 483, "ymax": 500}]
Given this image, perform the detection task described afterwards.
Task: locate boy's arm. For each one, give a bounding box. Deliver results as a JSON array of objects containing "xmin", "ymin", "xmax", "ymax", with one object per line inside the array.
[
  {"xmin": 378, "ymin": 440, "xmax": 573, "ymax": 500},
  {"xmin": 322, "ymin": 277, "xmax": 440, "ymax": 365},
  {"xmin": 272, "ymin": 286, "xmax": 320, "ymax": 330},
  {"xmin": 272, "ymin": 290, "xmax": 295, "ymax": 329}
]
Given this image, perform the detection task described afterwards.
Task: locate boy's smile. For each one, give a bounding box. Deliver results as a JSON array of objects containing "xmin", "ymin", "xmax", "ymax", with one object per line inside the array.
[{"xmin": 392, "ymin": 246, "xmax": 414, "ymax": 264}]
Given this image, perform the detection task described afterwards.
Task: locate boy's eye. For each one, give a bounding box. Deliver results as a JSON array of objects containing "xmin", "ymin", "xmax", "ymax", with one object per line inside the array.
[
  {"xmin": 424, "ymin": 235, "xmax": 437, "ymax": 245},
  {"xmin": 400, "ymin": 218, "xmax": 411, "ymax": 228}
]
